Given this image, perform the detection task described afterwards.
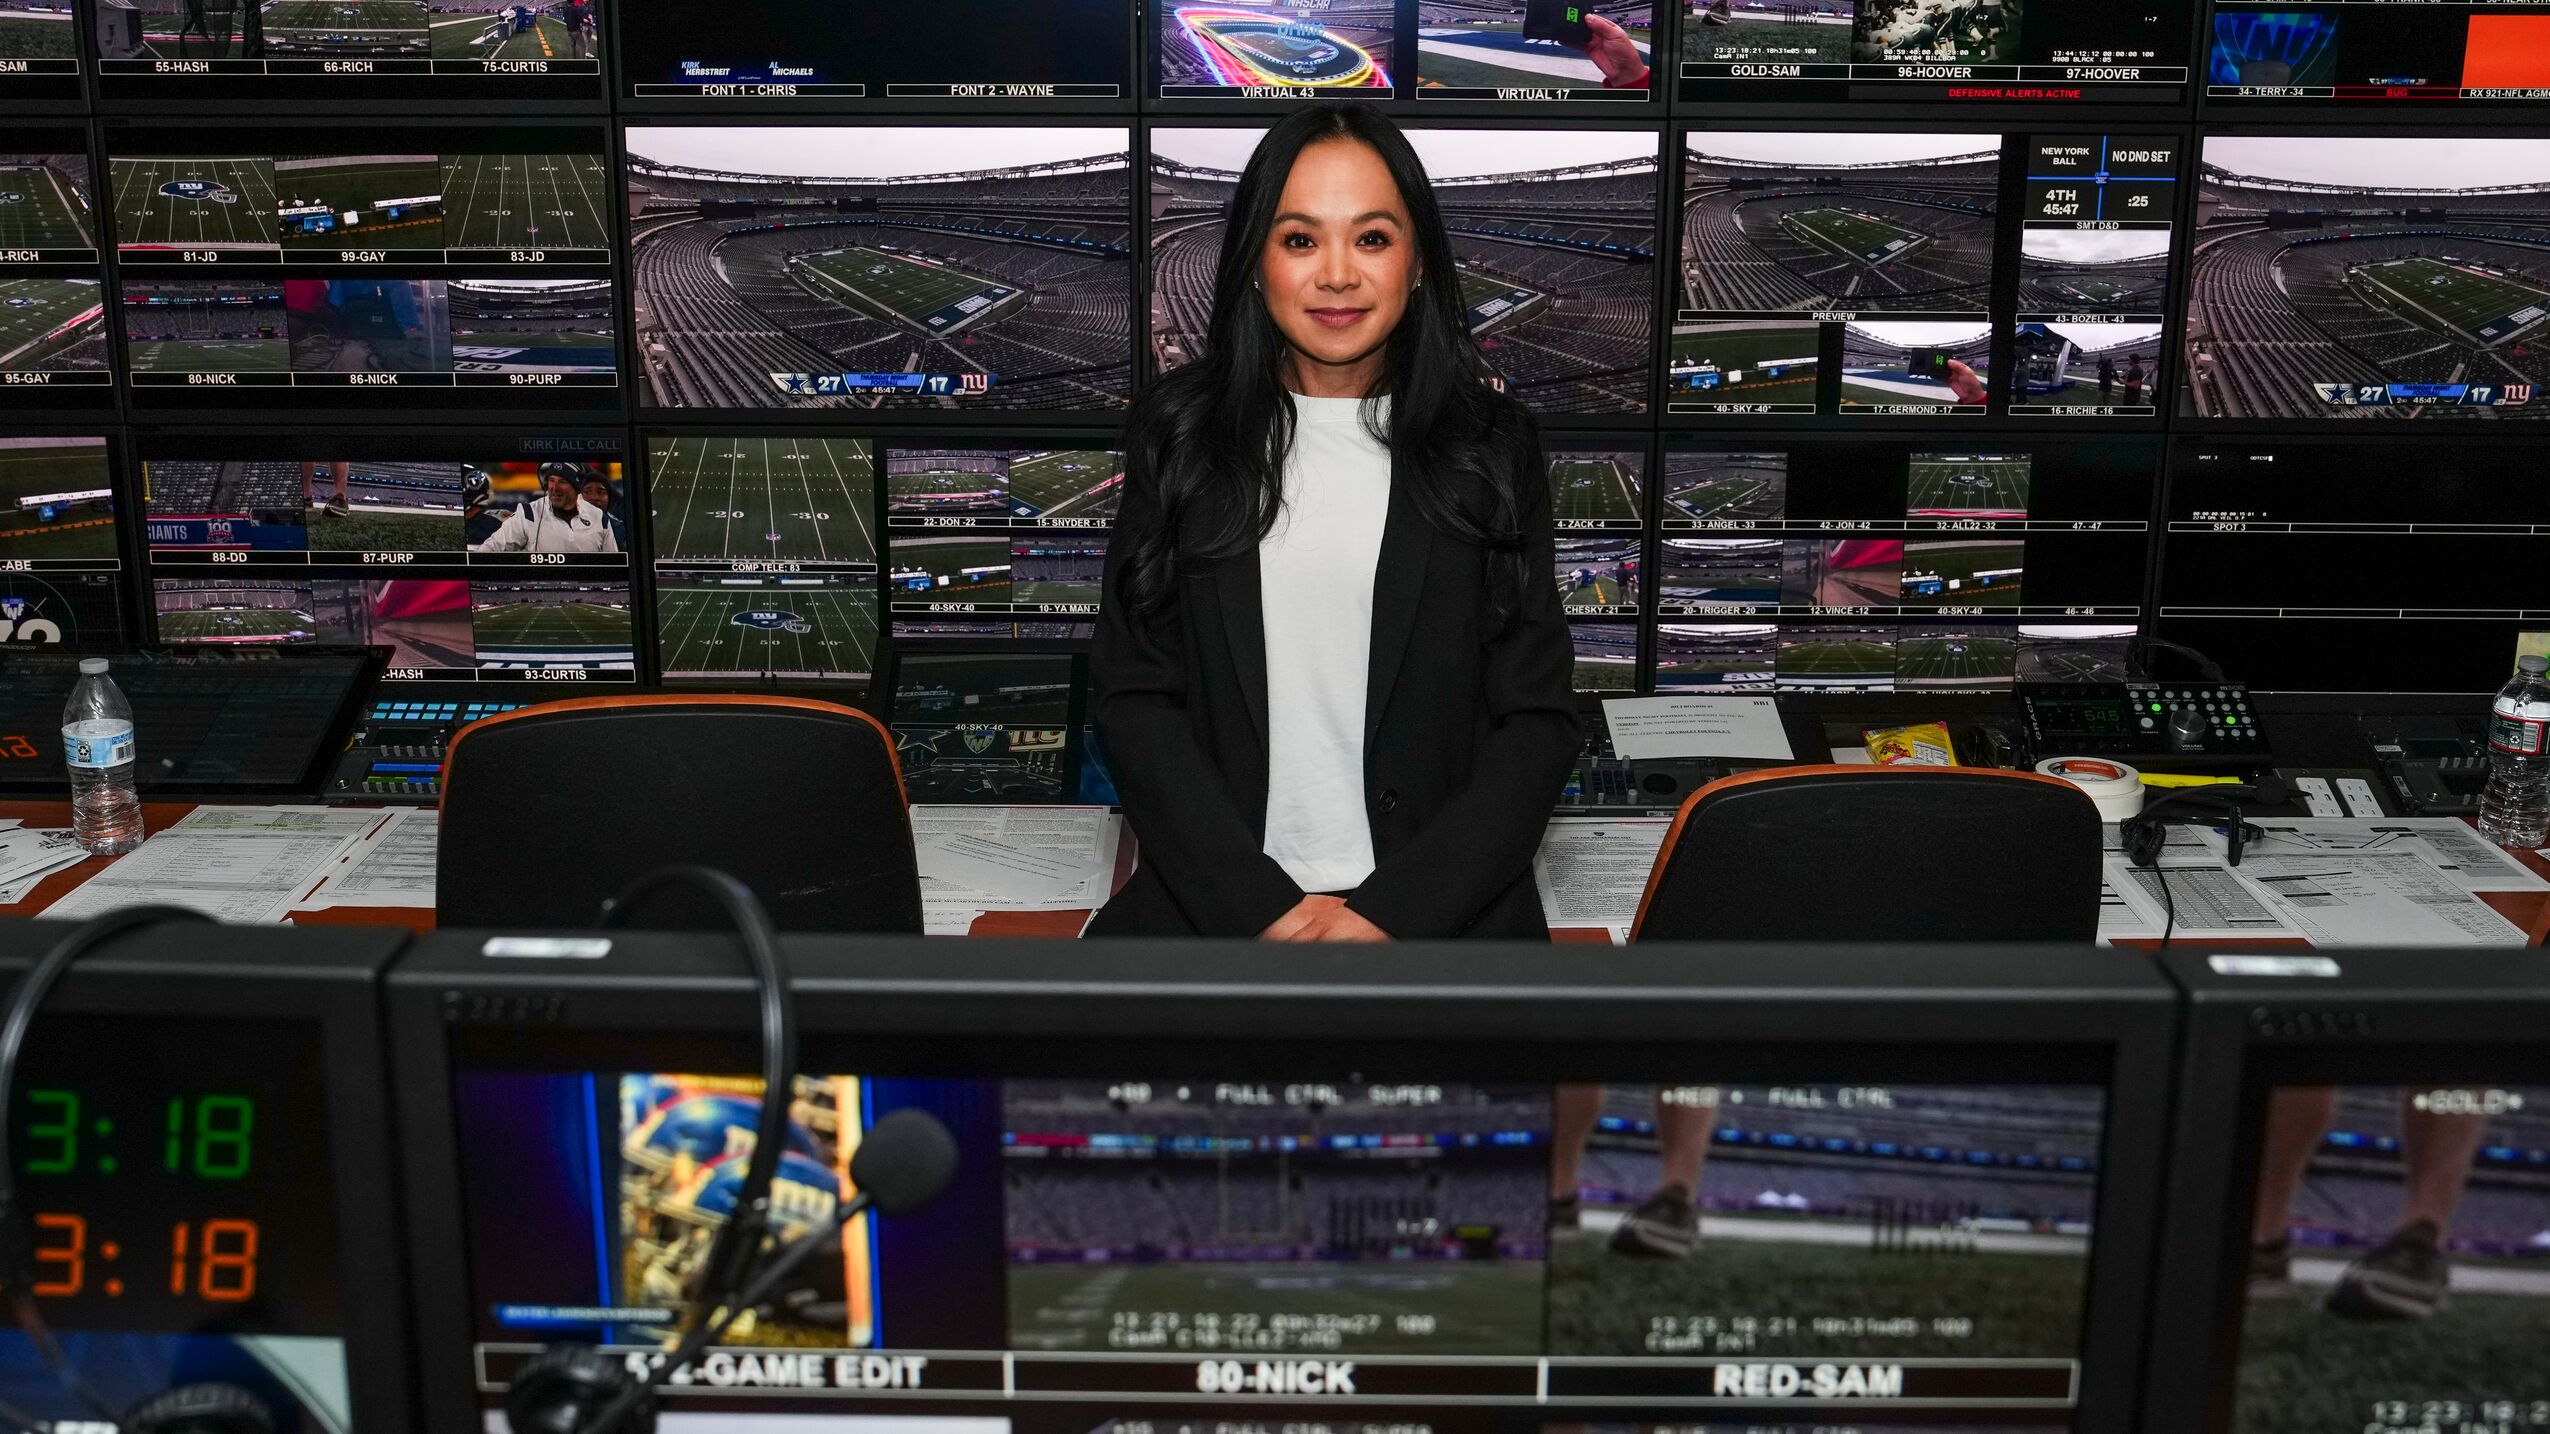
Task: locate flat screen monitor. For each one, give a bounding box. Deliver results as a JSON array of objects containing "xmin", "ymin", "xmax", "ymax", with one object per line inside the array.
[
  {"xmin": 619, "ymin": 0, "xmax": 1133, "ymax": 105},
  {"xmin": 391, "ymin": 942, "xmax": 2175, "ymax": 1434},
  {"xmin": 623, "ymin": 124, "xmax": 1135, "ymax": 417},
  {"xmin": 643, "ymin": 432, "xmax": 880, "ymax": 684},
  {"xmin": 2149, "ymin": 950, "xmax": 2550, "ymax": 1434},
  {"xmin": 103, "ymin": 122, "xmax": 620, "ymax": 414},
  {"xmin": 1679, "ymin": 0, "xmax": 2195, "ymax": 107},
  {"xmin": 1653, "ymin": 437, "xmax": 2154, "ymax": 693},
  {"xmin": 0, "ymin": 131, "xmax": 110, "ymax": 408},
  {"xmin": 2183, "ymin": 134, "xmax": 2550, "ymax": 423},
  {"xmin": 2205, "ymin": 0, "xmax": 2550, "ymax": 105},
  {"xmin": 2158, "ymin": 437, "xmax": 2550, "ymax": 692},
  {"xmin": 135, "ymin": 429, "xmax": 638, "ymax": 686}
]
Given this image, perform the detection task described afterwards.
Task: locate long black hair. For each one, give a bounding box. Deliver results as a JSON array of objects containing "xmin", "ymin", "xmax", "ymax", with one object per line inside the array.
[{"xmin": 1115, "ymin": 104, "xmax": 1538, "ymax": 621}]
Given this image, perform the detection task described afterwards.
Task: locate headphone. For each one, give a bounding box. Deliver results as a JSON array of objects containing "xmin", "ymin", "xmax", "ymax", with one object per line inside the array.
[{"xmin": 2119, "ymin": 778, "xmax": 2289, "ymax": 868}]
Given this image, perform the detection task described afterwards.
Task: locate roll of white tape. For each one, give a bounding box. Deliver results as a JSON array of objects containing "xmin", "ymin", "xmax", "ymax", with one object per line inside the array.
[{"xmin": 2035, "ymin": 756, "xmax": 2145, "ymax": 821}]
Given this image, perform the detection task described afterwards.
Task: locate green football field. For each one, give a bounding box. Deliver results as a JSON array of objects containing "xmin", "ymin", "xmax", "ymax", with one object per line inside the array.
[
  {"xmin": 158, "ymin": 605, "xmax": 313, "ymax": 642},
  {"xmin": 1005, "ymin": 449, "xmax": 1121, "ymax": 522},
  {"xmin": 0, "ymin": 10, "xmax": 78, "ymax": 56},
  {"xmin": 1902, "ymin": 540, "xmax": 2023, "ymax": 606},
  {"xmin": 1669, "ymin": 324, "xmax": 1819, "ymax": 404},
  {"xmin": 1564, "ymin": 577, "xmax": 1626, "ymax": 608},
  {"xmin": 472, "ymin": 597, "xmax": 630, "ymax": 662},
  {"xmin": 1665, "ymin": 461, "xmax": 1784, "ymax": 521},
  {"xmin": 111, "ymin": 158, "xmax": 279, "ymax": 249},
  {"xmin": 1550, "ymin": 456, "xmax": 1641, "ymax": 525},
  {"xmin": 1548, "ymin": 1219, "xmax": 2084, "ymax": 1357},
  {"xmin": 2229, "ymin": 1275, "xmax": 2550, "ymax": 1434},
  {"xmin": 1897, "ymin": 634, "xmax": 2017, "ymax": 683},
  {"xmin": 430, "ymin": 8, "xmax": 586, "ymax": 61},
  {"xmin": 1786, "ymin": 206, "xmax": 1929, "ymax": 265},
  {"xmin": 442, "ymin": 154, "xmax": 610, "ymax": 250},
  {"xmin": 648, "ymin": 435, "xmax": 875, "ymax": 565},
  {"xmin": 275, "ymin": 158, "xmax": 444, "ymax": 251},
  {"xmin": 1779, "ymin": 635, "xmax": 1893, "ymax": 680},
  {"xmin": 128, "ymin": 337, "xmax": 291, "ymax": 373},
  {"xmin": 795, "ymin": 248, "xmax": 1016, "ymax": 333},
  {"xmin": 0, "ymin": 279, "xmax": 103, "ymax": 368},
  {"xmin": 654, "ymin": 582, "xmax": 877, "ymax": 680},
  {"xmin": 1573, "ymin": 650, "xmax": 1637, "ymax": 691},
  {"xmin": 0, "ymin": 165, "xmax": 92, "ymax": 250},
  {"xmin": 2350, "ymin": 255, "xmax": 2550, "ymax": 347},
  {"xmin": 257, "ymin": 0, "xmax": 424, "ymax": 51},
  {"xmin": 1907, "ymin": 458, "xmax": 2030, "ymax": 514},
  {"xmin": 0, "ymin": 441, "xmax": 115, "ymax": 559},
  {"xmin": 1008, "ymin": 1260, "xmax": 1546, "ymax": 1355}
]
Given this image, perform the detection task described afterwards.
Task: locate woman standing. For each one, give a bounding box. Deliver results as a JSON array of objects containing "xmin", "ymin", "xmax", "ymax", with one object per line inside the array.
[{"xmin": 1089, "ymin": 105, "xmax": 1579, "ymax": 941}]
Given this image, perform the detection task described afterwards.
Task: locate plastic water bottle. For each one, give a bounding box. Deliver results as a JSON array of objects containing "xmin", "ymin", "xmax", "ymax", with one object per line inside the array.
[
  {"xmin": 63, "ymin": 657, "xmax": 142, "ymax": 856},
  {"xmin": 2478, "ymin": 652, "xmax": 2550, "ymax": 849}
]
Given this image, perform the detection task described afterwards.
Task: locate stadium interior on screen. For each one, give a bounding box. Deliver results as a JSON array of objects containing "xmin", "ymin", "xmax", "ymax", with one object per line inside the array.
[
  {"xmin": 451, "ymin": 1070, "xmax": 2109, "ymax": 1422},
  {"xmin": 2184, "ymin": 135, "xmax": 2550, "ymax": 420},
  {"xmin": 625, "ymin": 126, "xmax": 1133, "ymax": 412}
]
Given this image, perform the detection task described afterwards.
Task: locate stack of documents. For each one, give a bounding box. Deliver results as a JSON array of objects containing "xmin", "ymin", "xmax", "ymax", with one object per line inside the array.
[
  {"xmin": 45, "ymin": 807, "xmax": 395, "ymax": 925},
  {"xmin": 0, "ymin": 823, "xmax": 91, "ymax": 905},
  {"xmin": 911, "ymin": 806, "xmax": 1121, "ymax": 936}
]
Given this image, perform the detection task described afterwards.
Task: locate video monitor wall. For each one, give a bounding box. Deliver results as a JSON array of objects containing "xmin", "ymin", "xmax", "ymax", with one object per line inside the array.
[
  {"xmin": 443, "ymin": 1058, "xmax": 2120, "ymax": 1429},
  {"xmin": 885, "ymin": 441, "xmax": 1120, "ymax": 646},
  {"xmin": 0, "ymin": 130, "xmax": 108, "ymax": 406},
  {"xmin": 1151, "ymin": 124, "xmax": 1658, "ymax": 415},
  {"xmin": 1654, "ymin": 436, "xmax": 2154, "ymax": 692},
  {"xmin": 1670, "ymin": 129, "xmax": 2185, "ymax": 424},
  {"xmin": 102, "ymin": 123, "xmax": 619, "ymax": 410},
  {"xmin": 0, "ymin": 434, "xmax": 134, "ymax": 647},
  {"xmin": 135, "ymin": 432, "xmax": 638, "ymax": 683},
  {"xmin": 2155, "ymin": 437, "xmax": 2550, "ymax": 692},
  {"xmin": 619, "ymin": 0, "xmax": 1134, "ymax": 105},
  {"xmin": 2203, "ymin": 0, "xmax": 2550, "ymax": 104},
  {"xmin": 624, "ymin": 123, "xmax": 1134, "ymax": 416},
  {"xmin": 1679, "ymin": 0, "xmax": 2196, "ymax": 107},
  {"xmin": 86, "ymin": 0, "xmax": 605, "ymax": 105},
  {"xmin": 2183, "ymin": 134, "xmax": 2550, "ymax": 422}
]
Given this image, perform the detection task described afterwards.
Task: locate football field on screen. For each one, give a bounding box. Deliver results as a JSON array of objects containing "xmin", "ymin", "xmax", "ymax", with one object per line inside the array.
[{"xmin": 648, "ymin": 435, "xmax": 876, "ymax": 565}]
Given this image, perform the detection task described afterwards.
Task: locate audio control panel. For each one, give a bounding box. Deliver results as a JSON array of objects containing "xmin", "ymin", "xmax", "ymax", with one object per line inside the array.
[
  {"xmin": 323, "ymin": 697, "xmax": 530, "ymax": 805},
  {"xmin": 2020, "ymin": 682, "xmax": 2271, "ymax": 769}
]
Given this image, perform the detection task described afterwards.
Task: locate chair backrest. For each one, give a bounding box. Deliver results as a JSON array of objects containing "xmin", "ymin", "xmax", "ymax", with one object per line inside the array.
[
  {"xmin": 1632, "ymin": 764, "xmax": 2103, "ymax": 942},
  {"xmin": 438, "ymin": 695, "xmax": 922, "ymax": 932}
]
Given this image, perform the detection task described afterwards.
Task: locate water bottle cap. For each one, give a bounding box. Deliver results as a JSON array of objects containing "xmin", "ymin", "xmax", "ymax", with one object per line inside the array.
[
  {"xmin": 76, "ymin": 657, "xmax": 107, "ymax": 676},
  {"xmin": 2523, "ymin": 654, "xmax": 2549, "ymax": 676}
]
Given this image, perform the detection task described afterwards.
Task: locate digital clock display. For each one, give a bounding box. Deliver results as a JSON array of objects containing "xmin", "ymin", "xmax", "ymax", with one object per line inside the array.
[{"xmin": 2, "ymin": 1013, "xmax": 345, "ymax": 1423}]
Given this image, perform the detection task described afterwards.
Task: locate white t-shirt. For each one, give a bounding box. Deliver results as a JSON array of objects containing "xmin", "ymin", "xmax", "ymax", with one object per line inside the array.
[{"xmin": 1258, "ymin": 392, "xmax": 1391, "ymax": 893}]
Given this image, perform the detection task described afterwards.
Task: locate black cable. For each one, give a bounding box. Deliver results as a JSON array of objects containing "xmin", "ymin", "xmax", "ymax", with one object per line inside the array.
[
  {"xmin": 0, "ymin": 906, "xmax": 215, "ymax": 1427},
  {"xmin": 585, "ymin": 867, "xmax": 793, "ymax": 1434},
  {"xmin": 2152, "ymin": 863, "xmax": 2177, "ymax": 952}
]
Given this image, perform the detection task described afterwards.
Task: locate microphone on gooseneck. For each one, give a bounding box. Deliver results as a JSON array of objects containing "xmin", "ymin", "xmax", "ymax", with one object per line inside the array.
[{"xmin": 504, "ymin": 1105, "xmax": 962, "ymax": 1434}]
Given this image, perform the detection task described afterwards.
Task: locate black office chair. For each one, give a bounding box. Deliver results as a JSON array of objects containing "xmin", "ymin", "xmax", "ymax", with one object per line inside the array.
[
  {"xmin": 1631, "ymin": 764, "xmax": 2103, "ymax": 942},
  {"xmin": 439, "ymin": 695, "xmax": 922, "ymax": 932}
]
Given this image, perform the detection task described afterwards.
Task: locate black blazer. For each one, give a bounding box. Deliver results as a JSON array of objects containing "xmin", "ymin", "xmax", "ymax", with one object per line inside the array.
[{"xmin": 1088, "ymin": 423, "xmax": 1581, "ymax": 939}]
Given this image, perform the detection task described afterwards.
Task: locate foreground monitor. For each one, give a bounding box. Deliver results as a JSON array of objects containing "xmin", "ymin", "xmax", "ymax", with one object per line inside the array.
[
  {"xmin": 389, "ymin": 938, "xmax": 2173, "ymax": 1434},
  {"xmin": 2147, "ymin": 949, "xmax": 2550, "ymax": 1434},
  {"xmin": 0, "ymin": 918, "xmax": 412, "ymax": 1430}
]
